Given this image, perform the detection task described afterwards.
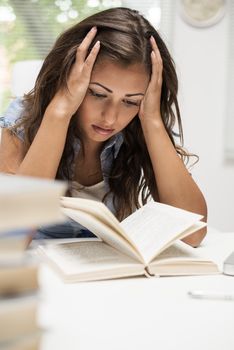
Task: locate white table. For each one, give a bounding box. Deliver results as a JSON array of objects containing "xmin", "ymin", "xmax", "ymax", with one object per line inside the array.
[{"xmin": 38, "ymin": 230, "xmax": 234, "ymax": 350}]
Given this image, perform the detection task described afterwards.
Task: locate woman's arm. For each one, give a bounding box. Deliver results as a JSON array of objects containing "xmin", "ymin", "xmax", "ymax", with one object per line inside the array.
[
  {"xmin": 140, "ymin": 119, "xmax": 207, "ymax": 247},
  {"xmin": 14, "ymin": 113, "xmax": 70, "ymax": 178},
  {"xmin": 0, "ymin": 27, "xmax": 100, "ymax": 179},
  {"xmin": 0, "ymin": 111, "xmax": 71, "ymax": 179},
  {"xmin": 0, "ymin": 101, "xmax": 72, "ymax": 178},
  {"xmin": 139, "ymin": 36, "xmax": 207, "ymax": 247}
]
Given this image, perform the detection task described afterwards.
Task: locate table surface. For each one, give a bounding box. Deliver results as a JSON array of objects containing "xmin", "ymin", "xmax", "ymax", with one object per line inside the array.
[{"xmin": 37, "ymin": 230, "xmax": 234, "ymax": 350}]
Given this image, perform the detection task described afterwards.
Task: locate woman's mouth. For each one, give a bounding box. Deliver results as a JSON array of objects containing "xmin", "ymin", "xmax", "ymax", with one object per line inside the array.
[{"xmin": 92, "ymin": 125, "xmax": 115, "ymax": 135}]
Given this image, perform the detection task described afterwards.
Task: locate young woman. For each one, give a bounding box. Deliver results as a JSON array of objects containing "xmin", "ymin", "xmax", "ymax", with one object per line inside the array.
[{"xmin": 0, "ymin": 7, "xmax": 207, "ymax": 246}]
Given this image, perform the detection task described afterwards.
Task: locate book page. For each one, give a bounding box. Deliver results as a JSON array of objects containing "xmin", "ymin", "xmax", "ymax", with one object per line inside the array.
[
  {"xmin": 147, "ymin": 240, "xmax": 219, "ymax": 276},
  {"xmin": 62, "ymin": 207, "xmax": 142, "ymax": 262},
  {"xmin": 150, "ymin": 240, "xmax": 208, "ymax": 263},
  {"xmin": 120, "ymin": 201, "xmax": 204, "ymax": 264},
  {"xmin": 61, "ymin": 197, "xmax": 144, "ymax": 258},
  {"xmin": 38, "ymin": 240, "xmax": 144, "ymax": 282},
  {"xmin": 61, "ymin": 197, "xmax": 122, "ymax": 234}
]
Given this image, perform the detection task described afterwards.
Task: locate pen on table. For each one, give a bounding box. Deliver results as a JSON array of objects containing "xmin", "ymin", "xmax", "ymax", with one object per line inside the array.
[{"xmin": 188, "ymin": 290, "xmax": 234, "ymax": 301}]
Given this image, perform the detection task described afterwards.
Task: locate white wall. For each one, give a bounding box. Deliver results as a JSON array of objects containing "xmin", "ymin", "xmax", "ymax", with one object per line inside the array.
[{"xmin": 172, "ymin": 0, "xmax": 233, "ymax": 231}]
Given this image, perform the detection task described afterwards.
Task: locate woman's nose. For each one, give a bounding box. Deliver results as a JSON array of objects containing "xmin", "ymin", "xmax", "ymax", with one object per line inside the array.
[{"xmin": 101, "ymin": 103, "xmax": 119, "ymax": 126}]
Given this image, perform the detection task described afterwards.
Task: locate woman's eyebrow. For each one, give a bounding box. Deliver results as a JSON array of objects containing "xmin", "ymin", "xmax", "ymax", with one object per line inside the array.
[{"xmin": 90, "ymin": 82, "xmax": 144, "ymax": 96}]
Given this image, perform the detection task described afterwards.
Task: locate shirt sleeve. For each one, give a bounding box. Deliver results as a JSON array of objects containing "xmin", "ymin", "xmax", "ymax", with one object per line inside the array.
[{"xmin": 0, "ymin": 97, "xmax": 25, "ymax": 141}]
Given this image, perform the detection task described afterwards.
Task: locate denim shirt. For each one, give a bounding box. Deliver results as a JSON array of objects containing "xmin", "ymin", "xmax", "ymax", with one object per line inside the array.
[{"xmin": 0, "ymin": 97, "xmax": 124, "ymax": 239}]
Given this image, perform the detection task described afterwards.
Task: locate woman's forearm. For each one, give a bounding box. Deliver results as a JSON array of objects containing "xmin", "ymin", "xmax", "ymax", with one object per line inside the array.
[
  {"xmin": 141, "ymin": 118, "xmax": 207, "ymax": 246},
  {"xmin": 16, "ymin": 111, "xmax": 71, "ymax": 179}
]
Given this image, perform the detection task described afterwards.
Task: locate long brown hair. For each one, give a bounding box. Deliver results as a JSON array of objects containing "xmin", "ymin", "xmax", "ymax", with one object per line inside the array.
[{"xmin": 13, "ymin": 7, "xmax": 194, "ymax": 220}]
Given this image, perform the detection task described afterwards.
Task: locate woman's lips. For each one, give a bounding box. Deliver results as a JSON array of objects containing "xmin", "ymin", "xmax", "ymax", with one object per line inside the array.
[{"xmin": 92, "ymin": 125, "xmax": 115, "ymax": 135}]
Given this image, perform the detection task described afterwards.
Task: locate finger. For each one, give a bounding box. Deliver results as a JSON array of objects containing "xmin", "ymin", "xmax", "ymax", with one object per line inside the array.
[
  {"xmin": 149, "ymin": 51, "xmax": 158, "ymax": 88},
  {"xmin": 150, "ymin": 36, "xmax": 163, "ymax": 67},
  {"xmin": 149, "ymin": 51, "xmax": 163, "ymax": 91},
  {"xmin": 150, "ymin": 37, "xmax": 163, "ymax": 87},
  {"xmin": 76, "ymin": 26, "xmax": 97, "ymax": 64},
  {"xmin": 82, "ymin": 40, "xmax": 101, "ymax": 77}
]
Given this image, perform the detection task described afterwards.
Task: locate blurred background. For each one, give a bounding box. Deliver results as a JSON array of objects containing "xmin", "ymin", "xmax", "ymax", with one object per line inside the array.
[{"xmin": 0, "ymin": 0, "xmax": 233, "ymax": 232}]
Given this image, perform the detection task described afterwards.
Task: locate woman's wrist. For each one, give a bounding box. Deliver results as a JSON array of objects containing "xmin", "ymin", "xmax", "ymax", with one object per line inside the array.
[
  {"xmin": 43, "ymin": 107, "xmax": 73, "ymax": 128},
  {"xmin": 44, "ymin": 101, "xmax": 74, "ymax": 122},
  {"xmin": 140, "ymin": 115, "xmax": 165, "ymax": 131}
]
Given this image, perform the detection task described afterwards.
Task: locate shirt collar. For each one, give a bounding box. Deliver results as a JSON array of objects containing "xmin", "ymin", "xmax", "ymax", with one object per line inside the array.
[
  {"xmin": 102, "ymin": 132, "xmax": 124, "ymax": 158},
  {"xmin": 73, "ymin": 132, "xmax": 124, "ymax": 159}
]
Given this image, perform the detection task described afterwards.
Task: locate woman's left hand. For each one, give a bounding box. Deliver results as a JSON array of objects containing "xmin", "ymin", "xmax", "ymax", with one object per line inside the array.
[{"xmin": 138, "ymin": 36, "xmax": 163, "ymax": 122}]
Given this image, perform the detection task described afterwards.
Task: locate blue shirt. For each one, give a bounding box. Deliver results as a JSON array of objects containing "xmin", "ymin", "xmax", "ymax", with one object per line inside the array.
[{"xmin": 0, "ymin": 98, "xmax": 124, "ymax": 239}]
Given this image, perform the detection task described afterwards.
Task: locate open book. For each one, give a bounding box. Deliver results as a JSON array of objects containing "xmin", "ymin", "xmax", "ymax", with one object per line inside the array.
[{"xmin": 38, "ymin": 197, "xmax": 219, "ymax": 282}]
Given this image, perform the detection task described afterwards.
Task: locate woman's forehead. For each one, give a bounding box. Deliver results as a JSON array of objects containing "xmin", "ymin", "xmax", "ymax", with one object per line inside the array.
[{"xmin": 91, "ymin": 59, "xmax": 149, "ymax": 92}]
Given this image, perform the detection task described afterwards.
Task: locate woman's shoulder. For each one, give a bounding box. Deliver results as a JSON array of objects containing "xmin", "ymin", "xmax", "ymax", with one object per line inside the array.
[
  {"xmin": 0, "ymin": 97, "xmax": 25, "ymax": 140},
  {"xmin": 0, "ymin": 97, "xmax": 25, "ymax": 126}
]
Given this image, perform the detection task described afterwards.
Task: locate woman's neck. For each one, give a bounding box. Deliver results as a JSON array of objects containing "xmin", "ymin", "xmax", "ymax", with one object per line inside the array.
[
  {"xmin": 74, "ymin": 140, "xmax": 104, "ymax": 186},
  {"xmin": 80, "ymin": 139, "xmax": 104, "ymax": 159}
]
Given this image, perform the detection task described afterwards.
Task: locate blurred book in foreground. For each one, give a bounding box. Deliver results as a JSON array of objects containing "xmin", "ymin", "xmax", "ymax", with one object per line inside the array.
[
  {"xmin": 0, "ymin": 174, "xmax": 67, "ymax": 349},
  {"xmin": 0, "ymin": 293, "xmax": 41, "ymax": 350},
  {"xmin": 0, "ymin": 174, "xmax": 67, "ymax": 232}
]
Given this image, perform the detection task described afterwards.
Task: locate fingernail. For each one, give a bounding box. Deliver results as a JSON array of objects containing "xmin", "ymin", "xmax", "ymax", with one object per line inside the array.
[
  {"xmin": 94, "ymin": 40, "xmax": 100, "ymax": 48},
  {"xmin": 91, "ymin": 26, "xmax": 97, "ymax": 32}
]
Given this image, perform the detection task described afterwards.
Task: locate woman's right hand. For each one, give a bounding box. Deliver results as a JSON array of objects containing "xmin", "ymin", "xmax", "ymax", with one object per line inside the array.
[{"xmin": 46, "ymin": 26, "xmax": 100, "ymax": 119}]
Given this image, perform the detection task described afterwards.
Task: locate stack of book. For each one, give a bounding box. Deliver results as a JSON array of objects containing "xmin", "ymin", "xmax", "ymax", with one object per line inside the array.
[
  {"xmin": 0, "ymin": 228, "xmax": 40, "ymax": 349},
  {"xmin": 0, "ymin": 174, "xmax": 66, "ymax": 350}
]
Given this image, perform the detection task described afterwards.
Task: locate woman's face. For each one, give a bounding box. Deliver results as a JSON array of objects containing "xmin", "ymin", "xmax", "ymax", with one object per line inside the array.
[{"xmin": 76, "ymin": 59, "xmax": 149, "ymax": 146}]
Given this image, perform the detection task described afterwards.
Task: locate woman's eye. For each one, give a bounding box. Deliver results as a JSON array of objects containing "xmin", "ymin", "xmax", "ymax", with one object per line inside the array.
[
  {"xmin": 124, "ymin": 100, "xmax": 140, "ymax": 107},
  {"xmin": 89, "ymin": 89, "xmax": 106, "ymax": 98}
]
